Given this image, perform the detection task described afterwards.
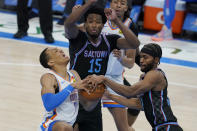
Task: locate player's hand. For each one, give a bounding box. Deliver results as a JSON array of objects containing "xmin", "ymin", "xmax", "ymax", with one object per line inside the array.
[
  {"xmin": 83, "ymin": 76, "xmax": 96, "ymax": 93},
  {"xmin": 104, "ymin": 8, "xmax": 118, "ymax": 21},
  {"xmin": 85, "ymin": 75, "xmax": 105, "ymax": 91},
  {"xmin": 72, "ymin": 5, "xmax": 81, "ymax": 12},
  {"xmin": 112, "ymin": 49, "xmax": 122, "ymax": 60},
  {"xmin": 71, "ymin": 80, "xmax": 90, "ymax": 94}
]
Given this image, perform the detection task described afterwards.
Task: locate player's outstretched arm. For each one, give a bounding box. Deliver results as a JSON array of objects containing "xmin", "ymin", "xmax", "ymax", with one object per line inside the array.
[
  {"xmin": 87, "ymin": 71, "xmax": 162, "ymax": 98},
  {"xmin": 64, "ymin": 0, "xmax": 97, "ymax": 39}
]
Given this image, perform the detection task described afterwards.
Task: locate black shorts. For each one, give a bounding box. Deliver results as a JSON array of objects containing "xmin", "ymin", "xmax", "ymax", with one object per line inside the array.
[
  {"xmin": 127, "ymin": 108, "xmax": 140, "ymax": 116},
  {"xmin": 76, "ymin": 101, "xmax": 103, "ymax": 131},
  {"xmin": 124, "ymin": 78, "xmax": 140, "ymax": 116}
]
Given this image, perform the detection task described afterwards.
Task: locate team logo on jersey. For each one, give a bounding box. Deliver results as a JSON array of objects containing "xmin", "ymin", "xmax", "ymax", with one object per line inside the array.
[
  {"xmin": 119, "ymin": 30, "xmax": 123, "ymax": 35},
  {"xmin": 70, "ymin": 91, "xmax": 78, "ymax": 102},
  {"xmin": 84, "ymin": 50, "xmax": 108, "ymax": 58}
]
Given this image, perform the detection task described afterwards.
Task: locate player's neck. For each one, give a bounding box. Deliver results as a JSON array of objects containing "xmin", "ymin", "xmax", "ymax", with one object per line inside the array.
[
  {"xmin": 54, "ymin": 65, "xmax": 68, "ymax": 78},
  {"xmin": 147, "ymin": 66, "xmax": 158, "ymax": 73},
  {"xmin": 88, "ymin": 36, "xmax": 99, "ymax": 44}
]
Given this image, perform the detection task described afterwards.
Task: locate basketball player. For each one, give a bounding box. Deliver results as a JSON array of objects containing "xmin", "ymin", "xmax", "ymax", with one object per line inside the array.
[
  {"xmin": 39, "ymin": 47, "xmax": 99, "ymax": 131},
  {"xmin": 88, "ymin": 43, "xmax": 183, "ymax": 131},
  {"xmin": 101, "ymin": 0, "xmax": 139, "ymax": 131},
  {"xmin": 64, "ymin": 0, "xmax": 140, "ymax": 130}
]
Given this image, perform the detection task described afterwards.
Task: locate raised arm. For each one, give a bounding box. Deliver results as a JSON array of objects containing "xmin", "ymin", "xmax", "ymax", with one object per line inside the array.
[
  {"xmin": 104, "ymin": 8, "xmax": 140, "ymax": 49},
  {"xmin": 64, "ymin": 0, "xmax": 97, "ymax": 39}
]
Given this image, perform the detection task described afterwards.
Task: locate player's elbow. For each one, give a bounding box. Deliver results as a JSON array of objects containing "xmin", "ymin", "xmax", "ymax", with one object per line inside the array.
[
  {"xmin": 44, "ymin": 104, "xmax": 53, "ymax": 112},
  {"xmin": 132, "ymin": 40, "xmax": 140, "ymax": 49}
]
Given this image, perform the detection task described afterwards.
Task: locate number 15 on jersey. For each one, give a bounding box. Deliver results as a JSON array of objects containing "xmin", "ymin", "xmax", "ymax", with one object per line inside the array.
[{"xmin": 88, "ymin": 58, "xmax": 102, "ymax": 73}]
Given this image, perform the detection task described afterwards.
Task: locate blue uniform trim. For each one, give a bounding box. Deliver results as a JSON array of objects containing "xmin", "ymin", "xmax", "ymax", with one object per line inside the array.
[
  {"xmin": 154, "ymin": 122, "xmax": 178, "ymax": 131},
  {"xmin": 40, "ymin": 110, "xmax": 57, "ymax": 130},
  {"xmin": 149, "ymin": 91, "xmax": 157, "ymax": 125},
  {"xmin": 48, "ymin": 120, "xmax": 59, "ymax": 131},
  {"xmin": 103, "ymin": 104, "xmax": 125, "ymax": 108},
  {"xmin": 160, "ymin": 91, "xmax": 167, "ymax": 121},
  {"xmin": 167, "ymin": 125, "xmax": 170, "ymax": 131}
]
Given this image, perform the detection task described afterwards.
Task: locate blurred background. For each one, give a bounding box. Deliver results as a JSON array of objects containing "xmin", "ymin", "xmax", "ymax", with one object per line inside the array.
[{"xmin": 0, "ymin": 0, "xmax": 197, "ymax": 41}]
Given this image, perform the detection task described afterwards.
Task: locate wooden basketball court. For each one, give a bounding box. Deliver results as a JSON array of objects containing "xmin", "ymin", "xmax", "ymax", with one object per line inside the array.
[{"xmin": 0, "ymin": 38, "xmax": 196, "ymax": 131}]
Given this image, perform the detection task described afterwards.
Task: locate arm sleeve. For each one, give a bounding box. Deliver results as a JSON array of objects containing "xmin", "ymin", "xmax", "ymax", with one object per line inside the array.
[{"xmin": 42, "ymin": 84, "xmax": 74, "ymax": 112}]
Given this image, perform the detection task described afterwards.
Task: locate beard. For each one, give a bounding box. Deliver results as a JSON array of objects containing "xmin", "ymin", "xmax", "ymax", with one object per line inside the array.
[
  {"xmin": 140, "ymin": 62, "xmax": 154, "ymax": 73},
  {"xmin": 86, "ymin": 31, "xmax": 99, "ymax": 40}
]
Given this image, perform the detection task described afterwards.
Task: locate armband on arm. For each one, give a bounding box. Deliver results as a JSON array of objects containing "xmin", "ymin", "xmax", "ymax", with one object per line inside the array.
[{"xmin": 42, "ymin": 84, "xmax": 74, "ymax": 112}]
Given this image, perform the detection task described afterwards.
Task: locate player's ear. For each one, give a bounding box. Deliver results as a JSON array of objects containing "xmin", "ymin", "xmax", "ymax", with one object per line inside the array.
[
  {"xmin": 124, "ymin": 4, "xmax": 128, "ymax": 12},
  {"xmin": 48, "ymin": 60, "xmax": 55, "ymax": 68},
  {"xmin": 154, "ymin": 57, "xmax": 160, "ymax": 64}
]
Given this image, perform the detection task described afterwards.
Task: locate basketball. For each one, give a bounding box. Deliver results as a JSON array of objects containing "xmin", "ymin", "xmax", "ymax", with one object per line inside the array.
[{"xmin": 79, "ymin": 83, "xmax": 106, "ymax": 101}]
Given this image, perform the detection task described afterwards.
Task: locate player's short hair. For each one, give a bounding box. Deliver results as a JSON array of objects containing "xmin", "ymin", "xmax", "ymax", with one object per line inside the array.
[
  {"xmin": 84, "ymin": 5, "xmax": 107, "ymax": 24},
  {"xmin": 141, "ymin": 43, "xmax": 162, "ymax": 59},
  {"xmin": 39, "ymin": 48, "xmax": 51, "ymax": 69}
]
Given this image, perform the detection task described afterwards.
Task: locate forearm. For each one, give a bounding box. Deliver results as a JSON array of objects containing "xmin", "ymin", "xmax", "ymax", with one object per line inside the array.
[
  {"xmin": 115, "ymin": 19, "xmax": 140, "ymax": 49},
  {"xmin": 108, "ymin": 94, "xmax": 142, "ymax": 110},
  {"xmin": 103, "ymin": 77, "xmax": 132, "ymax": 97},
  {"xmin": 64, "ymin": 2, "xmax": 92, "ymax": 26},
  {"xmin": 103, "ymin": 77, "xmax": 144, "ymax": 97}
]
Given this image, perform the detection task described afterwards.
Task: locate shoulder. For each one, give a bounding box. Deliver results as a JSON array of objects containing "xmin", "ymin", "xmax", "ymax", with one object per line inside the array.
[
  {"xmin": 40, "ymin": 73, "xmax": 57, "ymax": 85},
  {"xmin": 40, "ymin": 73, "xmax": 55, "ymax": 81},
  {"xmin": 144, "ymin": 70, "xmax": 164, "ymax": 83}
]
